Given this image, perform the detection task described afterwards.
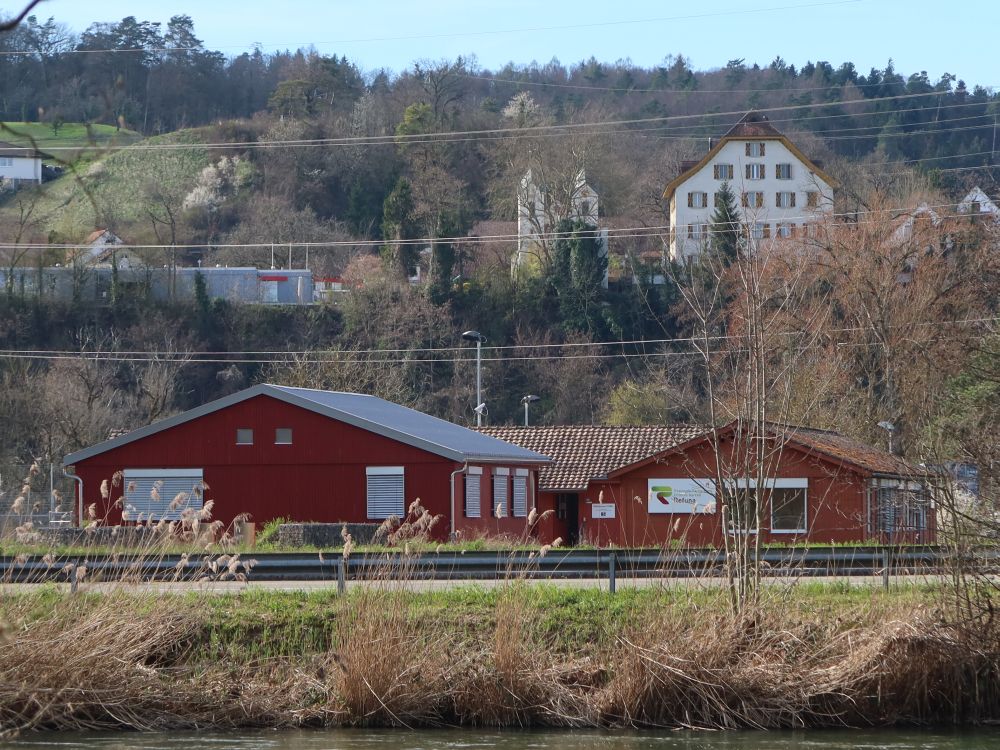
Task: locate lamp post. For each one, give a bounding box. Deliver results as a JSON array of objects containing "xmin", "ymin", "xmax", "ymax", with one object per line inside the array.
[
  {"xmin": 521, "ymin": 394, "xmax": 540, "ymax": 426},
  {"xmin": 462, "ymin": 330, "xmax": 487, "ymax": 426},
  {"xmin": 877, "ymin": 421, "xmax": 896, "ymax": 454}
]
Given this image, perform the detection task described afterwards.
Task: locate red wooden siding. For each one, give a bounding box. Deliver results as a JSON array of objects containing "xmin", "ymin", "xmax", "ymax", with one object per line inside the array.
[{"xmin": 72, "ymin": 394, "xmax": 540, "ymax": 539}]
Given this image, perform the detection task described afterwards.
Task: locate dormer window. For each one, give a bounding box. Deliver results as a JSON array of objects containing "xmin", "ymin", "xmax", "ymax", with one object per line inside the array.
[{"xmin": 746, "ymin": 142, "xmax": 766, "ymax": 157}]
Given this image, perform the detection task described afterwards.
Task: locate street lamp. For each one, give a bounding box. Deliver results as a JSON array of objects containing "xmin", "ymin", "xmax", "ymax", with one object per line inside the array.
[
  {"xmin": 462, "ymin": 330, "xmax": 487, "ymax": 426},
  {"xmin": 521, "ymin": 394, "xmax": 541, "ymax": 426},
  {"xmin": 877, "ymin": 421, "xmax": 896, "ymax": 454}
]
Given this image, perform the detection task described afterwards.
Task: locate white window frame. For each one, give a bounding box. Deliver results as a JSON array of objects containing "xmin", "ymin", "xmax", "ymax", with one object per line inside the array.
[
  {"xmin": 742, "ymin": 191, "xmax": 764, "ymax": 208},
  {"xmin": 746, "ymin": 142, "xmax": 766, "ymax": 157},
  {"xmin": 770, "ymin": 484, "xmax": 809, "ymax": 534},
  {"xmin": 275, "ymin": 427, "xmax": 293, "ymax": 445},
  {"xmin": 236, "ymin": 428, "xmax": 254, "ymax": 445},
  {"xmin": 775, "ymin": 163, "xmax": 792, "ymax": 180},
  {"xmin": 746, "ymin": 163, "xmax": 766, "ymax": 180},
  {"xmin": 366, "ymin": 466, "xmax": 405, "ymax": 520},
  {"xmin": 0, "ymin": 156, "xmax": 13, "ymax": 167},
  {"xmin": 776, "ymin": 223, "xmax": 794, "ymax": 238},
  {"xmin": 464, "ymin": 466, "xmax": 482, "ymax": 518}
]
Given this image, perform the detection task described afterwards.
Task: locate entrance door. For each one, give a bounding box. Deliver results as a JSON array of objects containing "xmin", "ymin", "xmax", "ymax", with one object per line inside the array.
[{"xmin": 556, "ymin": 493, "xmax": 580, "ymax": 546}]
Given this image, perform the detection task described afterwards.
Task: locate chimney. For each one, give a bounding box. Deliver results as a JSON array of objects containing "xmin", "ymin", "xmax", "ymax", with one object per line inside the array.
[{"xmin": 708, "ymin": 137, "xmax": 715, "ymax": 151}]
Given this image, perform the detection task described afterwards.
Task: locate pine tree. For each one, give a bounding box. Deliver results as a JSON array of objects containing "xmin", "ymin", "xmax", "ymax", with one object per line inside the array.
[{"xmin": 709, "ymin": 181, "xmax": 741, "ymax": 263}]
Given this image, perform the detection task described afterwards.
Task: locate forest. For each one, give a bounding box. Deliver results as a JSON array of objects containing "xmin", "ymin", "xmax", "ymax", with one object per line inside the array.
[{"xmin": 0, "ymin": 11, "xmax": 997, "ymax": 495}]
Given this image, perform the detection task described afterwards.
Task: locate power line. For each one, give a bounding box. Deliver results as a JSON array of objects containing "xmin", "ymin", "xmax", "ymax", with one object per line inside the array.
[
  {"xmin": 0, "ymin": 199, "xmax": 993, "ymax": 252},
  {"xmin": 0, "ymin": 1, "xmax": 864, "ymax": 56},
  {"xmin": 1, "ymin": 317, "xmax": 994, "ymax": 364}
]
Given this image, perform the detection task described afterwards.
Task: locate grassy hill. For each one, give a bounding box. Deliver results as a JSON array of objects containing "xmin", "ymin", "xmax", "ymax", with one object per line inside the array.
[
  {"xmin": 0, "ymin": 122, "xmax": 143, "ymax": 162},
  {"xmin": 0, "ymin": 128, "xmax": 214, "ymax": 242}
]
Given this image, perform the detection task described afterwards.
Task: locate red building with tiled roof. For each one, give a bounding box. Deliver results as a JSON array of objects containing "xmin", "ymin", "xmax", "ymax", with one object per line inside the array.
[{"xmin": 482, "ymin": 422, "xmax": 933, "ymax": 547}]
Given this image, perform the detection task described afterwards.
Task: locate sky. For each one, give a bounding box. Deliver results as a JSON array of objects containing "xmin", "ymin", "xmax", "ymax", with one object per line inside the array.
[{"xmin": 22, "ymin": 0, "xmax": 1000, "ymax": 88}]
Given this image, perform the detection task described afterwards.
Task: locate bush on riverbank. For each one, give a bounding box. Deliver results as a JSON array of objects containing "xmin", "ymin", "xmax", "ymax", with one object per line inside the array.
[{"xmin": 2, "ymin": 581, "xmax": 998, "ymax": 736}]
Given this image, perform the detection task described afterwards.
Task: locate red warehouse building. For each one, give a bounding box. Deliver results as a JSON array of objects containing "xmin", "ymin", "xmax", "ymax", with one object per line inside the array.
[
  {"xmin": 483, "ymin": 422, "xmax": 934, "ymax": 547},
  {"xmin": 63, "ymin": 384, "xmax": 549, "ymax": 538}
]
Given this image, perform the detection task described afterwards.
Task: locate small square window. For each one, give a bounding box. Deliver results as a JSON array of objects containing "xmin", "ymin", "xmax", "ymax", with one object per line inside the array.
[
  {"xmin": 275, "ymin": 428, "xmax": 293, "ymax": 445},
  {"xmin": 236, "ymin": 428, "xmax": 254, "ymax": 445}
]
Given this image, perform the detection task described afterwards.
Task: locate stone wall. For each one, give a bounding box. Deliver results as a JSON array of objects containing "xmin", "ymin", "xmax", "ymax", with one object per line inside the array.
[{"xmin": 277, "ymin": 523, "xmax": 380, "ymax": 548}]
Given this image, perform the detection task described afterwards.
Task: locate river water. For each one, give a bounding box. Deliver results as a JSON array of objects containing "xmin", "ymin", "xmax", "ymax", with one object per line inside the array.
[{"xmin": 3, "ymin": 729, "xmax": 1000, "ymax": 750}]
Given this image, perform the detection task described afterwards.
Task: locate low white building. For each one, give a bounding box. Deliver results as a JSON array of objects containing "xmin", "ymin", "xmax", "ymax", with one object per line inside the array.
[
  {"xmin": 663, "ymin": 112, "xmax": 837, "ymax": 261},
  {"xmin": 0, "ymin": 140, "xmax": 42, "ymax": 187}
]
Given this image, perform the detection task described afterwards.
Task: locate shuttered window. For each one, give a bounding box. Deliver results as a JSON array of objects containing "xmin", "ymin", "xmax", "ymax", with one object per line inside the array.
[
  {"xmin": 776, "ymin": 191, "xmax": 796, "ymax": 208},
  {"xmin": 493, "ymin": 471, "xmax": 509, "ymax": 518},
  {"xmin": 366, "ymin": 467, "xmax": 404, "ymax": 519},
  {"xmin": 746, "ymin": 142, "xmax": 765, "ymax": 157},
  {"xmin": 745, "ymin": 164, "xmax": 766, "ymax": 180},
  {"xmin": 775, "ymin": 163, "xmax": 792, "ymax": 179},
  {"xmin": 464, "ymin": 472, "xmax": 481, "ymax": 518},
  {"xmin": 512, "ymin": 475, "xmax": 528, "ymax": 517},
  {"xmin": 713, "ymin": 164, "xmax": 734, "ymax": 180},
  {"xmin": 687, "ymin": 191, "xmax": 708, "ymax": 208},
  {"xmin": 123, "ymin": 469, "xmax": 203, "ymax": 522}
]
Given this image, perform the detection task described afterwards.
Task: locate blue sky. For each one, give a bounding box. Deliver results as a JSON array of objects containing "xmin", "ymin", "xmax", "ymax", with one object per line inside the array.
[{"xmin": 32, "ymin": 0, "xmax": 1000, "ymax": 88}]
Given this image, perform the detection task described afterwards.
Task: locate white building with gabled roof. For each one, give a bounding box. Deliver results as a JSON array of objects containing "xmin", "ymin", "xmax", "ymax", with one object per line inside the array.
[
  {"xmin": 0, "ymin": 140, "xmax": 42, "ymax": 187},
  {"xmin": 957, "ymin": 186, "xmax": 1000, "ymax": 222},
  {"xmin": 662, "ymin": 112, "xmax": 837, "ymax": 261}
]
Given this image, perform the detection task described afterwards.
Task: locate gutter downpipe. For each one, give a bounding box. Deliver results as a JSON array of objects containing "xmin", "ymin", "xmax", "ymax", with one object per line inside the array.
[
  {"xmin": 450, "ymin": 462, "xmax": 468, "ymax": 541},
  {"xmin": 63, "ymin": 465, "xmax": 84, "ymax": 528}
]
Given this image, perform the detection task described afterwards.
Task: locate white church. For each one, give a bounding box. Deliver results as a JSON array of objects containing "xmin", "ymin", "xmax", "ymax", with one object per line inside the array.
[{"xmin": 515, "ymin": 167, "xmax": 608, "ymax": 287}]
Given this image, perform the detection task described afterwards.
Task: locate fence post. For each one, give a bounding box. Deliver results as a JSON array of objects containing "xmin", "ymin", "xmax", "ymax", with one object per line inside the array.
[
  {"xmin": 337, "ymin": 558, "xmax": 346, "ymax": 595},
  {"xmin": 70, "ymin": 561, "xmax": 78, "ymax": 594},
  {"xmin": 881, "ymin": 548, "xmax": 890, "ymax": 591},
  {"xmin": 608, "ymin": 552, "xmax": 617, "ymax": 594}
]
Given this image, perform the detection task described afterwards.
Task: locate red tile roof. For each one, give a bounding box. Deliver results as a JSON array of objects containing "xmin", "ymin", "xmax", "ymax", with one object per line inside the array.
[
  {"xmin": 780, "ymin": 425, "xmax": 928, "ymax": 477},
  {"xmin": 722, "ymin": 111, "xmax": 783, "ymax": 139},
  {"xmin": 479, "ymin": 425, "xmax": 706, "ymax": 491},
  {"xmin": 481, "ymin": 422, "xmax": 927, "ymax": 491}
]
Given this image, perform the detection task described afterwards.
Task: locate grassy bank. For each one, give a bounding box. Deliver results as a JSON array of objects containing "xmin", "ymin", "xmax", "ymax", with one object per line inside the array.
[{"xmin": 2, "ymin": 580, "xmax": 996, "ymax": 735}]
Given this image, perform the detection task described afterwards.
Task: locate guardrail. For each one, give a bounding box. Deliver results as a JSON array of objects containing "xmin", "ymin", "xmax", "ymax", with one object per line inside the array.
[{"xmin": 1, "ymin": 545, "xmax": 991, "ymax": 592}]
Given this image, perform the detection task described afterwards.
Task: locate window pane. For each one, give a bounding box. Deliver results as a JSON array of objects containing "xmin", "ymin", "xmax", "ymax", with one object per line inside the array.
[
  {"xmin": 275, "ymin": 428, "xmax": 293, "ymax": 444},
  {"xmin": 236, "ymin": 428, "xmax": 253, "ymax": 445},
  {"xmin": 771, "ymin": 488, "xmax": 806, "ymax": 531},
  {"xmin": 729, "ymin": 489, "xmax": 759, "ymax": 531}
]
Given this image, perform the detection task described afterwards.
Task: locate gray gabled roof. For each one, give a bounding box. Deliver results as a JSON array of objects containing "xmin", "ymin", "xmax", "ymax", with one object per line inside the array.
[{"xmin": 63, "ymin": 384, "xmax": 550, "ymax": 466}]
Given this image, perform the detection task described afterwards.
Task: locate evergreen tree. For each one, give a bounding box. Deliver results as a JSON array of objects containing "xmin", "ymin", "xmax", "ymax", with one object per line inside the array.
[
  {"xmin": 709, "ymin": 181, "xmax": 741, "ymax": 263},
  {"xmin": 380, "ymin": 178, "xmax": 419, "ymax": 278},
  {"xmin": 551, "ymin": 218, "xmax": 608, "ymax": 334}
]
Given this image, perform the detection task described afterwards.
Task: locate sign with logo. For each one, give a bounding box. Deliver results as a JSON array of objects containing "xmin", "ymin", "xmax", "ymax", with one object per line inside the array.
[
  {"xmin": 647, "ymin": 478, "xmax": 716, "ymax": 514},
  {"xmin": 591, "ymin": 503, "xmax": 616, "ymax": 519}
]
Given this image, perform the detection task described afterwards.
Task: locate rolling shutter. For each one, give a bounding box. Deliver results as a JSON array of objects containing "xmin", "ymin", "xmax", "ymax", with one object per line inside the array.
[
  {"xmin": 123, "ymin": 469, "xmax": 203, "ymax": 521},
  {"xmin": 512, "ymin": 475, "xmax": 528, "ymax": 517},
  {"xmin": 464, "ymin": 473, "xmax": 481, "ymax": 518},
  {"xmin": 366, "ymin": 467, "xmax": 404, "ymax": 519},
  {"xmin": 493, "ymin": 471, "xmax": 509, "ymax": 518}
]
